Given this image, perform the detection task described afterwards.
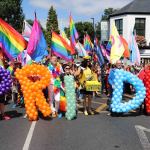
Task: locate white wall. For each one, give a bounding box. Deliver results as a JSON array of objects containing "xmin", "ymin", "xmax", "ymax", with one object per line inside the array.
[{"xmin": 109, "ymin": 14, "xmax": 150, "ymax": 45}]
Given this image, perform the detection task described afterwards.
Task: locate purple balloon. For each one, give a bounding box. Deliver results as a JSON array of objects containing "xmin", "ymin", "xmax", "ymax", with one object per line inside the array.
[{"xmin": 0, "ymin": 67, "xmax": 12, "ymax": 95}]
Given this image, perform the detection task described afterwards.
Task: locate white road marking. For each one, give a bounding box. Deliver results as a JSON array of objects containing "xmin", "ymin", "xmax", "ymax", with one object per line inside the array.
[
  {"xmin": 22, "ymin": 121, "xmax": 37, "ymax": 150},
  {"xmin": 135, "ymin": 125, "xmax": 150, "ymax": 150}
]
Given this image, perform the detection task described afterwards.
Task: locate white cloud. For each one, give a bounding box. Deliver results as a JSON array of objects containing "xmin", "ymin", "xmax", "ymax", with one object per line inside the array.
[
  {"xmin": 29, "ymin": 0, "xmax": 133, "ymax": 29},
  {"xmin": 58, "ymin": 17, "xmax": 69, "ymax": 30},
  {"xmin": 29, "ymin": 0, "xmax": 133, "ymax": 16},
  {"xmin": 39, "ymin": 19, "xmax": 47, "ymax": 29}
]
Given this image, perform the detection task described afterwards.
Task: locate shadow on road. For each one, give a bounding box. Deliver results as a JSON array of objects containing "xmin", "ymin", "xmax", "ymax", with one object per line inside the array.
[{"xmin": 4, "ymin": 110, "xmax": 23, "ymax": 118}]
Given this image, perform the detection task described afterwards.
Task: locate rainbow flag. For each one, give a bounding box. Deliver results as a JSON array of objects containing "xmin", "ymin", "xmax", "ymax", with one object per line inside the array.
[
  {"xmin": 70, "ymin": 14, "xmax": 78, "ymax": 51},
  {"xmin": 27, "ymin": 18, "xmax": 48, "ymax": 62},
  {"xmin": 61, "ymin": 31, "xmax": 70, "ymax": 45},
  {"xmin": 106, "ymin": 40, "xmax": 112, "ymax": 52},
  {"xmin": 84, "ymin": 34, "xmax": 93, "ymax": 51},
  {"xmin": 0, "ymin": 18, "xmax": 27, "ymax": 60},
  {"xmin": 7, "ymin": 65, "xmax": 13, "ymax": 74},
  {"xmin": 51, "ymin": 31, "xmax": 73, "ymax": 62}
]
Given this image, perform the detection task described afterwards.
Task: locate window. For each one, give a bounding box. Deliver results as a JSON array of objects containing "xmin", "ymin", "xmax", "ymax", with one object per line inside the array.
[
  {"xmin": 134, "ymin": 18, "xmax": 145, "ymax": 36},
  {"xmin": 115, "ymin": 19, "xmax": 123, "ymax": 35}
]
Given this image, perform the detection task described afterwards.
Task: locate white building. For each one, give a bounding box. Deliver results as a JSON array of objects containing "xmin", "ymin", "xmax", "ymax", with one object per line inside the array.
[{"xmin": 109, "ymin": 0, "xmax": 150, "ymax": 64}]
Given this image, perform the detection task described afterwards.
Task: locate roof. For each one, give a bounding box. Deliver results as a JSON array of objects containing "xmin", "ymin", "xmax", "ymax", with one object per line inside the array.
[{"xmin": 110, "ymin": 0, "xmax": 150, "ymax": 17}]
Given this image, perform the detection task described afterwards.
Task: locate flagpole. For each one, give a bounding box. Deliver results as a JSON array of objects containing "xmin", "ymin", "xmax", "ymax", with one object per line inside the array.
[{"xmin": 34, "ymin": 10, "xmax": 37, "ymax": 19}]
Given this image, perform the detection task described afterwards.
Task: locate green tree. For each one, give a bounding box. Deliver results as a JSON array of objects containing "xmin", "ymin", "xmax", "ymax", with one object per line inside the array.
[
  {"xmin": 26, "ymin": 19, "xmax": 34, "ymax": 26},
  {"xmin": 0, "ymin": 0, "xmax": 24, "ymax": 32},
  {"xmin": 64, "ymin": 27, "xmax": 70, "ymax": 38},
  {"xmin": 46, "ymin": 6, "xmax": 60, "ymax": 47},
  {"xmin": 101, "ymin": 8, "xmax": 117, "ymax": 20}
]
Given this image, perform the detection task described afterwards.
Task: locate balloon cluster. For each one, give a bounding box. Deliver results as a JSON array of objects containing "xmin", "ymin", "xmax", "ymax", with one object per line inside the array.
[
  {"xmin": 111, "ymin": 69, "xmax": 146, "ymax": 113},
  {"xmin": 0, "ymin": 66, "xmax": 12, "ymax": 95},
  {"xmin": 59, "ymin": 96, "xmax": 67, "ymax": 112},
  {"xmin": 15, "ymin": 64, "xmax": 51, "ymax": 121},
  {"xmin": 143, "ymin": 69, "xmax": 150, "ymax": 113},
  {"xmin": 64, "ymin": 75, "xmax": 76, "ymax": 120}
]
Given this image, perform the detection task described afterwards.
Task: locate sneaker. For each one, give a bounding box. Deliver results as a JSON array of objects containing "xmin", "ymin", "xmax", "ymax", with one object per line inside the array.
[
  {"xmin": 107, "ymin": 113, "xmax": 111, "ymax": 116},
  {"xmin": 23, "ymin": 114, "xmax": 27, "ymax": 119},
  {"xmin": 84, "ymin": 110, "xmax": 88, "ymax": 116},
  {"xmin": 52, "ymin": 112, "xmax": 57, "ymax": 118},
  {"xmin": 2, "ymin": 115, "xmax": 11, "ymax": 120},
  {"xmin": 88, "ymin": 110, "xmax": 94, "ymax": 115},
  {"xmin": 12, "ymin": 104, "xmax": 16, "ymax": 109},
  {"xmin": 58, "ymin": 113, "xmax": 62, "ymax": 119}
]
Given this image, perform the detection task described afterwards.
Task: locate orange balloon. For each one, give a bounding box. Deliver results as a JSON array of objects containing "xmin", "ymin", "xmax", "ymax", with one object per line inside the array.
[{"xmin": 15, "ymin": 64, "xmax": 51, "ymax": 121}]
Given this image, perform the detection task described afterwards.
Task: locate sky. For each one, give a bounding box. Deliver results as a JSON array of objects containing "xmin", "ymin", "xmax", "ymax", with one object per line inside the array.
[{"xmin": 22, "ymin": 0, "xmax": 133, "ymax": 30}]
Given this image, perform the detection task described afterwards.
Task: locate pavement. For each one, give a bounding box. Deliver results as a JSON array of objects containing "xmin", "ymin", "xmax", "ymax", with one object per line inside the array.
[{"xmin": 0, "ymin": 94, "xmax": 150, "ymax": 150}]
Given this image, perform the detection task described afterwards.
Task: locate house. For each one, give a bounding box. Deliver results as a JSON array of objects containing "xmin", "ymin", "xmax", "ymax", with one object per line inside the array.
[{"xmin": 109, "ymin": 0, "xmax": 150, "ymax": 64}]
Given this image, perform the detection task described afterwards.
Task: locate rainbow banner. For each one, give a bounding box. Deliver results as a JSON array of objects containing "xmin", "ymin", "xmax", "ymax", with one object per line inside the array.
[
  {"xmin": 51, "ymin": 32, "xmax": 73, "ymax": 62},
  {"xmin": 84, "ymin": 34, "xmax": 93, "ymax": 51},
  {"xmin": 70, "ymin": 14, "xmax": 78, "ymax": 51},
  {"xmin": 0, "ymin": 18, "xmax": 27, "ymax": 60}
]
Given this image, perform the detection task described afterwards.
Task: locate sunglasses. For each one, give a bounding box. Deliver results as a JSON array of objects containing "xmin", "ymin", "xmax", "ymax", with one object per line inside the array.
[{"xmin": 65, "ymin": 67, "xmax": 70, "ymax": 70}]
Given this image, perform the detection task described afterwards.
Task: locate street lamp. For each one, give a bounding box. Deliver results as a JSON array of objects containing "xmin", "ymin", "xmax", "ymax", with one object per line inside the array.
[{"xmin": 91, "ymin": 17, "xmax": 95, "ymax": 42}]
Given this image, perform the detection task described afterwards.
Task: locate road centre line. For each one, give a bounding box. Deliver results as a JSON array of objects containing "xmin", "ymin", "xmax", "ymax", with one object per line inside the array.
[
  {"xmin": 22, "ymin": 121, "xmax": 37, "ymax": 150},
  {"xmin": 135, "ymin": 125, "xmax": 150, "ymax": 150}
]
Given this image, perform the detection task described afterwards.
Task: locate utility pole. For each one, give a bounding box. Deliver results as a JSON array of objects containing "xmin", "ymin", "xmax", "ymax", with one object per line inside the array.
[{"xmin": 91, "ymin": 17, "xmax": 95, "ymax": 43}]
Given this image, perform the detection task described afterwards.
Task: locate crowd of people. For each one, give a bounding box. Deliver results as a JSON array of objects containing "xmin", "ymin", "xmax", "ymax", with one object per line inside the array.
[{"xmin": 0, "ymin": 54, "xmax": 148, "ymax": 120}]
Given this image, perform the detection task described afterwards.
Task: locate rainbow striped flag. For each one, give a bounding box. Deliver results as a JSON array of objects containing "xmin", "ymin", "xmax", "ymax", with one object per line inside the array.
[
  {"xmin": 84, "ymin": 34, "xmax": 93, "ymax": 51},
  {"xmin": 70, "ymin": 15, "xmax": 78, "ymax": 52},
  {"xmin": 106, "ymin": 40, "xmax": 112, "ymax": 52},
  {"xmin": 0, "ymin": 18, "xmax": 27, "ymax": 60},
  {"xmin": 51, "ymin": 32, "xmax": 73, "ymax": 62},
  {"xmin": 7, "ymin": 65, "xmax": 13, "ymax": 74},
  {"xmin": 61, "ymin": 31, "xmax": 70, "ymax": 45}
]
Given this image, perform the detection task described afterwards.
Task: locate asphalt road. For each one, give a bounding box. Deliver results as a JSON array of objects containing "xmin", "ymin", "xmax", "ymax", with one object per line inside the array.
[{"xmin": 0, "ymin": 95, "xmax": 150, "ymax": 150}]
